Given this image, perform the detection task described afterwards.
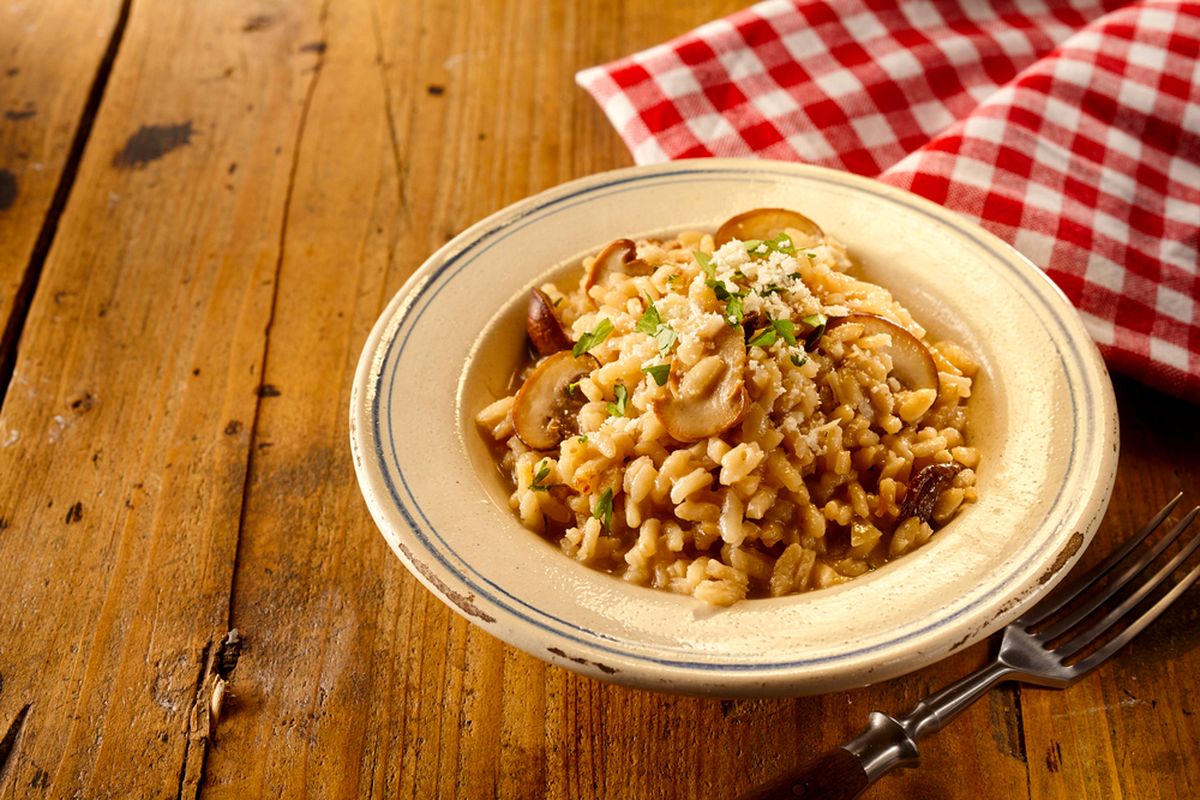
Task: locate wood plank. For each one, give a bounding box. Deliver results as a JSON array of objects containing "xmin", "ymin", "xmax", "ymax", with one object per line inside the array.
[
  {"xmin": 1, "ymin": 1, "xmax": 1196, "ymax": 798},
  {"xmin": 0, "ymin": 0, "xmax": 324, "ymax": 796},
  {"xmin": 0, "ymin": 0, "xmax": 125, "ymax": 381},
  {"xmin": 197, "ymin": 1, "xmax": 1030, "ymax": 798},
  {"xmin": 1021, "ymin": 377, "xmax": 1200, "ymax": 800}
]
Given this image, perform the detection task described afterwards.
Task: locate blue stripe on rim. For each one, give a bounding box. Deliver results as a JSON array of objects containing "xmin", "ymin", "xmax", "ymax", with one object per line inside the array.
[{"xmin": 370, "ymin": 164, "xmax": 1091, "ymax": 671}]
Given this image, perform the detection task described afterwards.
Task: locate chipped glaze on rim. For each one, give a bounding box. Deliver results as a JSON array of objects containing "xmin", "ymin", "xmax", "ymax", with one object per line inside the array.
[{"xmin": 349, "ymin": 160, "xmax": 1118, "ymax": 696}]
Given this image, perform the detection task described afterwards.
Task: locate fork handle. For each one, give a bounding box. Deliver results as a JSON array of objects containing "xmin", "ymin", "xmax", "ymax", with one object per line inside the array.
[{"xmin": 737, "ymin": 712, "xmax": 919, "ymax": 800}]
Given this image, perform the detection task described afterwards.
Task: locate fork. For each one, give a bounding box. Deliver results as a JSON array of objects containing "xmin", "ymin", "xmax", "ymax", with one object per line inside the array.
[{"xmin": 740, "ymin": 494, "xmax": 1200, "ymax": 800}]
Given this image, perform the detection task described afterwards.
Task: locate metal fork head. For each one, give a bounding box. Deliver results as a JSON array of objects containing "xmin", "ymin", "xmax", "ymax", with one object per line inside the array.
[{"xmin": 997, "ymin": 494, "xmax": 1200, "ymax": 689}]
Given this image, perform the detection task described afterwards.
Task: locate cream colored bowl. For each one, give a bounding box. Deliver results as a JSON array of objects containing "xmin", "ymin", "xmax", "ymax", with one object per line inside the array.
[{"xmin": 349, "ymin": 160, "xmax": 1118, "ymax": 696}]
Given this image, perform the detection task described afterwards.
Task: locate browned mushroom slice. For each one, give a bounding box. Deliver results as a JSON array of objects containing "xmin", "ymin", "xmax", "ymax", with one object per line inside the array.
[
  {"xmin": 526, "ymin": 288, "xmax": 572, "ymax": 355},
  {"xmin": 651, "ymin": 326, "xmax": 748, "ymax": 442},
  {"xmin": 825, "ymin": 314, "xmax": 938, "ymax": 392},
  {"xmin": 512, "ymin": 352, "xmax": 599, "ymax": 450},
  {"xmin": 583, "ymin": 238, "xmax": 654, "ymax": 294},
  {"xmin": 900, "ymin": 463, "xmax": 963, "ymax": 524},
  {"xmin": 714, "ymin": 208, "xmax": 824, "ymax": 248}
]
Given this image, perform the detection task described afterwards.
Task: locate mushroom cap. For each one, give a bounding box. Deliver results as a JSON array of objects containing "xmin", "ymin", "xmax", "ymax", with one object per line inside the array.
[
  {"xmin": 714, "ymin": 208, "xmax": 824, "ymax": 248},
  {"xmin": 511, "ymin": 352, "xmax": 598, "ymax": 450},
  {"xmin": 825, "ymin": 314, "xmax": 939, "ymax": 393},
  {"xmin": 584, "ymin": 239, "xmax": 653, "ymax": 296},
  {"xmin": 900, "ymin": 463, "xmax": 963, "ymax": 523},
  {"xmin": 526, "ymin": 288, "xmax": 572, "ymax": 356},
  {"xmin": 651, "ymin": 325, "xmax": 748, "ymax": 442}
]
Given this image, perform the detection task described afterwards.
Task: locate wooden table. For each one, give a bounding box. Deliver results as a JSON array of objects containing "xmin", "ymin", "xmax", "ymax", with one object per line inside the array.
[{"xmin": 1, "ymin": 2, "xmax": 1197, "ymax": 798}]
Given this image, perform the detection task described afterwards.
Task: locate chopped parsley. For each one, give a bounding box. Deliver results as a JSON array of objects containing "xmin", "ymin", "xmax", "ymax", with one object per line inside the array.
[
  {"xmin": 637, "ymin": 297, "xmax": 677, "ymax": 356},
  {"xmin": 567, "ymin": 381, "xmax": 580, "ymax": 396},
  {"xmin": 725, "ymin": 294, "xmax": 745, "ymax": 326},
  {"xmin": 744, "ymin": 232, "xmax": 795, "ymax": 260},
  {"xmin": 653, "ymin": 325, "xmax": 677, "ymax": 356},
  {"xmin": 791, "ymin": 353, "xmax": 808, "ymax": 368},
  {"xmin": 801, "ymin": 313, "xmax": 827, "ymax": 346},
  {"xmin": 607, "ymin": 383, "xmax": 628, "ymax": 417},
  {"xmin": 772, "ymin": 318, "xmax": 797, "ymax": 346},
  {"xmin": 531, "ymin": 460, "xmax": 551, "ymax": 492},
  {"xmin": 577, "ymin": 435, "xmax": 588, "ymax": 444},
  {"xmin": 748, "ymin": 317, "xmax": 798, "ymax": 349},
  {"xmin": 788, "ymin": 271, "xmax": 802, "ymax": 280},
  {"xmin": 759, "ymin": 284, "xmax": 785, "ymax": 296},
  {"xmin": 748, "ymin": 326, "xmax": 777, "ymax": 348},
  {"xmin": 806, "ymin": 252, "xmax": 817, "ymax": 260},
  {"xmin": 693, "ymin": 250, "xmax": 748, "ymax": 328},
  {"xmin": 635, "ymin": 298, "xmax": 662, "ymax": 335},
  {"xmin": 572, "ymin": 318, "xmax": 613, "ymax": 357},
  {"xmin": 641, "ymin": 363, "xmax": 670, "ymax": 386},
  {"xmin": 593, "ymin": 487, "xmax": 613, "ymax": 532}
]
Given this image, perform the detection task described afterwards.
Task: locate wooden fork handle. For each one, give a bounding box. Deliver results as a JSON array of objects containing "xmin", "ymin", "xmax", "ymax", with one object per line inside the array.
[{"xmin": 736, "ymin": 747, "xmax": 869, "ymax": 799}]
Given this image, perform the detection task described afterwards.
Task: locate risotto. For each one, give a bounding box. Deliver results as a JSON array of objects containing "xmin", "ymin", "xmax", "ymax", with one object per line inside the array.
[{"xmin": 475, "ymin": 208, "xmax": 981, "ymax": 605}]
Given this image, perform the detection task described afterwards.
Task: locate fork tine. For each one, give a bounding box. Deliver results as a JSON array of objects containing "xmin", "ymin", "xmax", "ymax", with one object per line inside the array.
[
  {"xmin": 1037, "ymin": 504, "xmax": 1199, "ymax": 641},
  {"xmin": 1017, "ymin": 493, "xmax": 1184, "ymax": 628},
  {"xmin": 1054, "ymin": 507, "xmax": 1200, "ymax": 660},
  {"xmin": 1066, "ymin": 545, "xmax": 1200, "ymax": 679}
]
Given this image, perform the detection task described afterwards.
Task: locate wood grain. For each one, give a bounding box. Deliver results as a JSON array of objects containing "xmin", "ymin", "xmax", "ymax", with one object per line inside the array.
[
  {"xmin": 0, "ymin": 0, "xmax": 325, "ymax": 796},
  {"xmin": 0, "ymin": 0, "xmax": 126, "ymax": 380},
  {"xmin": 0, "ymin": 2, "xmax": 1196, "ymax": 799}
]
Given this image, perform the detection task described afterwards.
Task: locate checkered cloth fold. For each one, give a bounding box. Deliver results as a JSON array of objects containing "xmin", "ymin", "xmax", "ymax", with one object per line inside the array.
[{"xmin": 577, "ymin": 0, "xmax": 1200, "ymax": 402}]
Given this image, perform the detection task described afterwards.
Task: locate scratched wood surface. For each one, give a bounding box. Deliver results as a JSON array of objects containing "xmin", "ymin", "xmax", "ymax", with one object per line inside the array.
[{"xmin": 0, "ymin": 2, "xmax": 1196, "ymax": 799}]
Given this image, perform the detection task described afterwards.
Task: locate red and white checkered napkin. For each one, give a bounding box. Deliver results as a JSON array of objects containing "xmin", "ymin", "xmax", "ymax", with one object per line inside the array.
[{"xmin": 577, "ymin": 1, "xmax": 1200, "ymax": 402}]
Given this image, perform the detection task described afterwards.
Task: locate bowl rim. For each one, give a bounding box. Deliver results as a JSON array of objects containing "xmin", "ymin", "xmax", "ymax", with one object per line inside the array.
[{"xmin": 349, "ymin": 159, "xmax": 1119, "ymax": 695}]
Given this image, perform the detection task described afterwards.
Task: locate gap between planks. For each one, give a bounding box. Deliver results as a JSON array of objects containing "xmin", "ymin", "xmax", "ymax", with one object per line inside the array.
[{"xmin": 0, "ymin": 0, "xmax": 133, "ymax": 405}]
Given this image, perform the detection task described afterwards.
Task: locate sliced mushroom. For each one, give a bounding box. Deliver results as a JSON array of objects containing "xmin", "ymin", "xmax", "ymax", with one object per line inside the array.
[
  {"xmin": 825, "ymin": 314, "xmax": 938, "ymax": 392},
  {"xmin": 583, "ymin": 238, "xmax": 654, "ymax": 294},
  {"xmin": 714, "ymin": 208, "xmax": 824, "ymax": 248},
  {"xmin": 526, "ymin": 288, "xmax": 572, "ymax": 356},
  {"xmin": 651, "ymin": 326, "xmax": 748, "ymax": 442},
  {"xmin": 900, "ymin": 463, "xmax": 963, "ymax": 524},
  {"xmin": 512, "ymin": 352, "xmax": 598, "ymax": 450}
]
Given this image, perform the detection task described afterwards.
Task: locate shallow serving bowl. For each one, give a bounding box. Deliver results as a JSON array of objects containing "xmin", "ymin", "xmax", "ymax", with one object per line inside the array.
[{"xmin": 349, "ymin": 159, "xmax": 1118, "ymax": 697}]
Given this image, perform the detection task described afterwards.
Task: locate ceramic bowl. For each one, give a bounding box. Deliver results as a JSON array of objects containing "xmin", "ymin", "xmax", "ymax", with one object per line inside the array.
[{"xmin": 349, "ymin": 160, "xmax": 1118, "ymax": 697}]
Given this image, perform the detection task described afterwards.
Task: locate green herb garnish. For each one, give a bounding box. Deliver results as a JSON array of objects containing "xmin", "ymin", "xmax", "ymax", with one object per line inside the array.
[
  {"xmin": 642, "ymin": 363, "xmax": 670, "ymax": 386},
  {"xmin": 653, "ymin": 325, "xmax": 677, "ymax": 356},
  {"xmin": 788, "ymin": 271, "xmax": 802, "ymax": 280},
  {"xmin": 709, "ymin": 279, "xmax": 732, "ymax": 301},
  {"xmin": 567, "ymin": 381, "xmax": 580, "ymax": 396},
  {"xmin": 749, "ymin": 327, "xmax": 777, "ymax": 348},
  {"xmin": 769, "ymin": 232, "xmax": 796, "ymax": 255},
  {"xmin": 531, "ymin": 460, "xmax": 551, "ymax": 492},
  {"xmin": 760, "ymin": 284, "xmax": 784, "ymax": 296},
  {"xmin": 577, "ymin": 435, "xmax": 588, "ymax": 444},
  {"xmin": 744, "ymin": 233, "xmax": 794, "ymax": 260},
  {"xmin": 772, "ymin": 318, "xmax": 797, "ymax": 346},
  {"xmin": 791, "ymin": 354, "xmax": 808, "ymax": 367},
  {"xmin": 637, "ymin": 297, "xmax": 677, "ymax": 356},
  {"xmin": 725, "ymin": 294, "xmax": 745, "ymax": 326},
  {"xmin": 607, "ymin": 383, "xmax": 628, "ymax": 417},
  {"xmin": 801, "ymin": 313, "xmax": 827, "ymax": 347},
  {"xmin": 694, "ymin": 251, "xmax": 715, "ymax": 279},
  {"xmin": 572, "ymin": 318, "xmax": 614, "ymax": 357},
  {"xmin": 593, "ymin": 487, "xmax": 613, "ymax": 532},
  {"xmin": 636, "ymin": 298, "xmax": 662, "ymax": 335}
]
